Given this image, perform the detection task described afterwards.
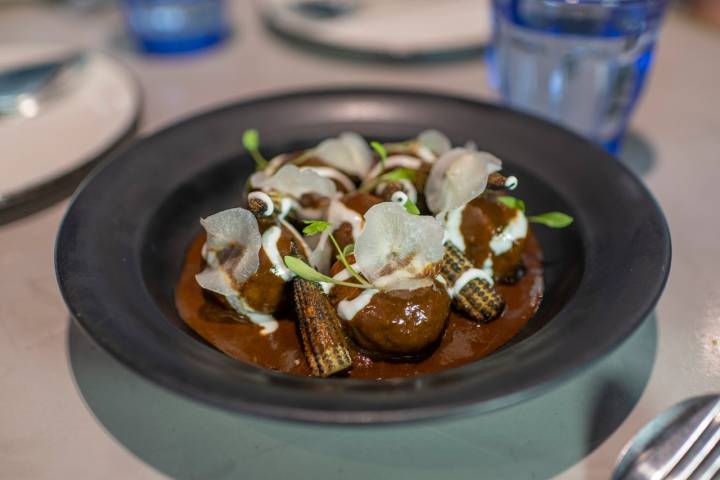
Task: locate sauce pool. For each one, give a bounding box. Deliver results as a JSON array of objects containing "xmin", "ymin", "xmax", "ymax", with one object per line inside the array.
[{"xmin": 175, "ymin": 233, "xmax": 544, "ymax": 379}]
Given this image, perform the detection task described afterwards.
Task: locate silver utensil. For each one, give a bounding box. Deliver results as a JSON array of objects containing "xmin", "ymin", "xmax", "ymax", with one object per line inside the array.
[
  {"xmin": 613, "ymin": 395, "xmax": 720, "ymax": 480},
  {"xmin": 0, "ymin": 52, "xmax": 85, "ymax": 118}
]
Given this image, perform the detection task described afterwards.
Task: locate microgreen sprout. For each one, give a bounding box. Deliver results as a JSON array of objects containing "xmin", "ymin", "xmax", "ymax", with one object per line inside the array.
[
  {"xmin": 370, "ymin": 141, "xmax": 387, "ymax": 169},
  {"xmin": 497, "ymin": 195, "xmax": 526, "ymax": 212},
  {"xmin": 403, "ymin": 198, "xmax": 420, "ymax": 215},
  {"xmin": 242, "ymin": 129, "xmax": 269, "ymax": 170},
  {"xmin": 358, "ymin": 167, "xmax": 416, "ymax": 193},
  {"xmin": 527, "ymin": 212, "xmax": 574, "ymax": 228},
  {"xmin": 283, "ymin": 256, "xmax": 374, "ymax": 289},
  {"xmin": 283, "ymin": 220, "xmax": 374, "ymax": 289},
  {"xmin": 497, "ymin": 196, "xmax": 573, "ymax": 228}
]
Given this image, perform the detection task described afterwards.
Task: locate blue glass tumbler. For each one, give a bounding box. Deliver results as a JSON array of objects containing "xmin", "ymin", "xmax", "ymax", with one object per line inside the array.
[
  {"xmin": 121, "ymin": 0, "xmax": 230, "ymax": 54},
  {"xmin": 489, "ymin": 0, "xmax": 668, "ymax": 153}
]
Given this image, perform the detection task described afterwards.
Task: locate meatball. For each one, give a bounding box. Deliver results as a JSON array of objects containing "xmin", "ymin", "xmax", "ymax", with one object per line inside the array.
[
  {"xmin": 461, "ymin": 194, "xmax": 528, "ymax": 283},
  {"xmin": 329, "ymin": 260, "xmax": 451, "ymax": 359},
  {"xmin": 237, "ymin": 219, "xmax": 294, "ymax": 313}
]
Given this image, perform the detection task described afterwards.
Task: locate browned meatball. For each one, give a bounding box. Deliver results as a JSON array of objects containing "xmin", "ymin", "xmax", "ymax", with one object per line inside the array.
[
  {"xmin": 328, "ymin": 259, "xmax": 451, "ymax": 359},
  {"xmin": 461, "ymin": 194, "xmax": 527, "ymax": 283},
  {"xmin": 237, "ymin": 219, "xmax": 293, "ymax": 313}
]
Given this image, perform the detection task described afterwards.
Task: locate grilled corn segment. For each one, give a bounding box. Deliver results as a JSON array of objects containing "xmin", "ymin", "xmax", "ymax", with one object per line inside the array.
[
  {"xmin": 293, "ymin": 276, "xmax": 353, "ymax": 377},
  {"xmin": 441, "ymin": 241, "xmax": 505, "ymax": 323}
]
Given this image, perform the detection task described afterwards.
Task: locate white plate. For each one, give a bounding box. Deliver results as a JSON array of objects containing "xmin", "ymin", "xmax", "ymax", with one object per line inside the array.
[
  {"xmin": 0, "ymin": 45, "xmax": 140, "ymax": 210},
  {"xmin": 261, "ymin": 0, "xmax": 492, "ymax": 58}
]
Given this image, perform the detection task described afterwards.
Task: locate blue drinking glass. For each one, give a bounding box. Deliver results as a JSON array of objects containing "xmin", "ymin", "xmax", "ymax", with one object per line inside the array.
[
  {"xmin": 489, "ymin": 0, "xmax": 668, "ymax": 153},
  {"xmin": 121, "ymin": 0, "xmax": 230, "ymax": 54}
]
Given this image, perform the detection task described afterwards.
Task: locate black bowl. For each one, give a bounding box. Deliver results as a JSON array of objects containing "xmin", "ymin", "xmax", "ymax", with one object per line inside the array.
[{"xmin": 55, "ymin": 88, "xmax": 670, "ymax": 423}]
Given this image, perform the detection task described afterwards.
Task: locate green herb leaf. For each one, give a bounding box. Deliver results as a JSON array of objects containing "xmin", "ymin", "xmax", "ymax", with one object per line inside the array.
[
  {"xmin": 283, "ymin": 256, "xmax": 374, "ymax": 289},
  {"xmin": 528, "ymin": 212, "xmax": 574, "ymax": 228},
  {"xmin": 370, "ymin": 141, "xmax": 387, "ymax": 169},
  {"xmin": 379, "ymin": 168, "xmax": 416, "ymax": 183},
  {"xmin": 497, "ymin": 195, "xmax": 526, "ymax": 213},
  {"xmin": 242, "ymin": 129, "xmax": 259, "ymax": 151},
  {"xmin": 302, "ymin": 219, "xmax": 331, "ymax": 236},
  {"xmin": 242, "ymin": 129, "xmax": 269, "ymax": 170},
  {"xmin": 403, "ymin": 198, "xmax": 420, "ymax": 215},
  {"xmin": 284, "ymin": 256, "xmax": 334, "ymax": 283},
  {"xmin": 342, "ymin": 243, "xmax": 355, "ymax": 257}
]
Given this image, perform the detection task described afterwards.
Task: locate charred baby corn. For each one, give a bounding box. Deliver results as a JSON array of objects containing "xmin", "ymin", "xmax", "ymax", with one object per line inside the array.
[
  {"xmin": 293, "ymin": 277, "xmax": 353, "ymax": 377},
  {"xmin": 441, "ymin": 241, "xmax": 505, "ymax": 323}
]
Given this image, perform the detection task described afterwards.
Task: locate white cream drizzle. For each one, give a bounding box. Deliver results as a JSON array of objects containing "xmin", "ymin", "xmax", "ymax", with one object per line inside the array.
[
  {"xmin": 226, "ymin": 295, "xmax": 279, "ymax": 335},
  {"xmin": 482, "ymin": 256, "xmax": 494, "ymax": 278},
  {"xmin": 279, "ymin": 197, "xmax": 294, "ymax": 219},
  {"xmin": 278, "ymin": 217, "xmax": 312, "ymax": 259},
  {"xmin": 450, "ymin": 268, "xmax": 494, "ymax": 298},
  {"xmin": 505, "ymin": 176, "xmax": 518, "ymax": 190},
  {"xmin": 261, "ymin": 226, "xmax": 294, "ymax": 281},
  {"xmin": 301, "ymin": 166, "xmax": 356, "ymax": 193},
  {"xmin": 376, "ymin": 179, "xmax": 418, "ymax": 204},
  {"xmin": 366, "ymin": 155, "xmax": 423, "ymax": 180},
  {"xmin": 328, "ymin": 200, "xmax": 364, "ymax": 240},
  {"xmin": 490, "ymin": 210, "xmax": 528, "ymax": 256},
  {"xmin": 391, "ymin": 191, "xmax": 408, "ymax": 205},
  {"xmin": 321, "ymin": 263, "xmax": 357, "ymax": 294},
  {"xmin": 399, "ymin": 179, "xmax": 418, "ymax": 203},
  {"xmin": 415, "ymin": 145, "xmax": 436, "ymax": 162},
  {"xmin": 337, "ymin": 289, "xmax": 380, "ymax": 321},
  {"xmin": 248, "ymin": 191, "xmax": 274, "ymax": 216},
  {"xmin": 441, "ymin": 205, "xmax": 466, "ymax": 251}
]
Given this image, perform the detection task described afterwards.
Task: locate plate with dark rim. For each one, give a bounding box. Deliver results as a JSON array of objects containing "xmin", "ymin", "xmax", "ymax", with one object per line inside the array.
[{"xmin": 55, "ymin": 88, "xmax": 670, "ymax": 424}]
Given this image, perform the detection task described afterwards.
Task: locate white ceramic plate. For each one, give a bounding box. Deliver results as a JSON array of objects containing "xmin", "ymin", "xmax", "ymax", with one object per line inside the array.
[
  {"xmin": 0, "ymin": 45, "xmax": 140, "ymax": 212},
  {"xmin": 261, "ymin": 0, "xmax": 492, "ymax": 58}
]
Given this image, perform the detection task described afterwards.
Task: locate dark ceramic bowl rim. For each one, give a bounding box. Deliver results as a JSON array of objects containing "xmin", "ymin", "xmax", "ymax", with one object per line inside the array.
[{"xmin": 55, "ymin": 88, "xmax": 671, "ymax": 423}]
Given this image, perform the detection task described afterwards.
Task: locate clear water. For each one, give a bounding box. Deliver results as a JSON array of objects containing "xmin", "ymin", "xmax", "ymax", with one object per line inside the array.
[
  {"xmin": 489, "ymin": 0, "xmax": 667, "ymax": 152},
  {"xmin": 123, "ymin": 0, "xmax": 229, "ymax": 54}
]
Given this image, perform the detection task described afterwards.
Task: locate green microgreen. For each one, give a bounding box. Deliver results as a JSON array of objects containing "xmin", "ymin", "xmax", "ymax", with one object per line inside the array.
[
  {"xmin": 370, "ymin": 141, "xmax": 387, "ymax": 169},
  {"xmin": 403, "ymin": 198, "xmax": 420, "ymax": 215},
  {"xmin": 497, "ymin": 195, "xmax": 526, "ymax": 213},
  {"xmin": 528, "ymin": 212, "xmax": 574, "ymax": 228},
  {"xmin": 242, "ymin": 129, "xmax": 269, "ymax": 170},
  {"xmin": 379, "ymin": 167, "xmax": 415, "ymax": 183},
  {"xmin": 283, "ymin": 256, "xmax": 375, "ymax": 290},
  {"xmin": 302, "ymin": 219, "xmax": 331, "ymax": 236},
  {"xmin": 300, "ymin": 221, "xmax": 373, "ymax": 289},
  {"xmin": 497, "ymin": 196, "xmax": 572, "ymax": 228},
  {"xmin": 342, "ymin": 243, "xmax": 355, "ymax": 257},
  {"xmin": 358, "ymin": 167, "xmax": 416, "ymax": 193}
]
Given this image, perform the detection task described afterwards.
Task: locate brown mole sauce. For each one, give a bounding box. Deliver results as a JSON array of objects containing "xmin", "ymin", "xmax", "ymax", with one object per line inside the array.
[
  {"xmin": 462, "ymin": 194, "xmax": 528, "ymax": 282},
  {"xmin": 175, "ymin": 228, "xmax": 544, "ymax": 379}
]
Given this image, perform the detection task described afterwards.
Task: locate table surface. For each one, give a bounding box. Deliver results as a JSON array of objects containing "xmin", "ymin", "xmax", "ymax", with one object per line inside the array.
[{"xmin": 1, "ymin": 2, "xmax": 719, "ymax": 479}]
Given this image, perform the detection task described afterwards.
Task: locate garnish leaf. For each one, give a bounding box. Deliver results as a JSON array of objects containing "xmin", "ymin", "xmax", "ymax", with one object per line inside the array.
[
  {"xmin": 242, "ymin": 129, "xmax": 259, "ymax": 151},
  {"xmin": 284, "ymin": 256, "xmax": 334, "ymax": 283},
  {"xmin": 528, "ymin": 212, "xmax": 574, "ymax": 228},
  {"xmin": 379, "ymin": 167, "xmax": 416, "ymax": 183},
  {"xmin": 302, "ymin": 219, "xmax": 331, "ymax": 236},
  {"xmin": 370, "ymin": 141, "xmax": 387, "ymax": 169},
  {"xmin": 283, "ymin": 256, "xmax": 374, "ymax": 289},
  {"xmin": 342, "ymin": 243, "xmax": 355, "ymax": 257},
  {"xmin": 358, "ymin": 167, "xmax": 416, "ymax": 194},
  {"xmin": 242, "ymin": 129, "xmax": 269, "ymax": 170},
  {"xmin": 497, "ymin": 195, "xmax": 526, "ymax": 213},
  {"xmin": 403, "ymin": 198, "xmax": 420, "ymax": 215}
]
